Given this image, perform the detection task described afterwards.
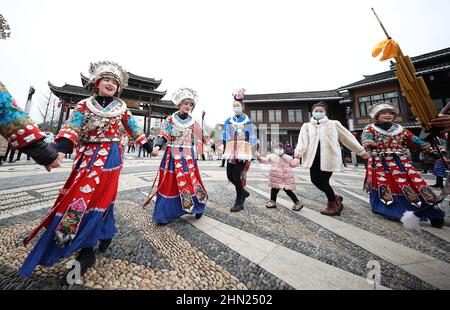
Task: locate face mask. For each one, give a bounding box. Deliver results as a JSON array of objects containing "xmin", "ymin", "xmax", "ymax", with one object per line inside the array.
[
  {"xmin": 312, "ymin": 112, "xmax": 326, "ymax": 120},
  {"xmin": 233, "ymin": 107, "xmax": 242, "ymax": 115},
  {"xmin": 275, "ymin": 149, "xmax": 284, "ymax": 156}
]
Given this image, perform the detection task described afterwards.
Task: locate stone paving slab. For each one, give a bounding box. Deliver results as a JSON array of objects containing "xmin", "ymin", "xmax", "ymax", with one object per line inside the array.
[
  {"xmin": 247, "ymin": 185, "xmax": 450, "ymax": 290},
  {"xmin": 0, "ymin": 159, "xmax": 448, "ymax": 290},
  {"xmin": 185, "ymin": 216, "xmax": 389, "ymax": 290},
  {"xmin": 340, "ymin": 188, "xmax": 450, "ymax": 243}
]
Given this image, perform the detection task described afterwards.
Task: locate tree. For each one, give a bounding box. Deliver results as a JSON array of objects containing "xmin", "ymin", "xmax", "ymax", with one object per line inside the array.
[
  {"xmin": 37, "ymin": 91, "xmax": 60, "ymax": 132},
  {"xmin": 0, "ymin": 14, "xmax": 11, "ymax": 40}
]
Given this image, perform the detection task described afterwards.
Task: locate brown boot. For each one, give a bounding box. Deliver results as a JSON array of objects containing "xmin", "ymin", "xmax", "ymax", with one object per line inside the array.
[
  {"xmin": 335, "ymin": 194, "xmax": 344, "ymax": 211},
  {"xmin": 321, "ymin": 201, "xmax": 341, "ymax": 216}
]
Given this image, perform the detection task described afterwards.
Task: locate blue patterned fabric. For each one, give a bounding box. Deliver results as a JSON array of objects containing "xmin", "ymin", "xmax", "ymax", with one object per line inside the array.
[
  {"xmin": 0, "ymin": 82, "xmax": 29, "ymax": 128},
  {"xmin": 152, "ymin": 147, "xmax": 205, "ymax": 224},
  {"xmin": 222, "ymin": 115, "xmax": 258, "ymax": 147},
  {"xmin": 126, "ymin": 117, "xmax": 141, "ymax": 135}
]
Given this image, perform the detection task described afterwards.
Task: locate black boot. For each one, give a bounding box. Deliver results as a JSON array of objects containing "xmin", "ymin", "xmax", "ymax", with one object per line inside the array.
[
  {"xmin": 430, "ymin": 218, "xmax": 445, "ymax": 228},
  {"xmin": 230, "ymin": 201, "xmax": 244, "ymax": 212},
  {"xmin": 195, "ymin": 213, "xmax": 203, "ymax": 219},
  {"xmin": 61, "ymin": 247, "xmax": 96, "ymax": 285},
  {"xmin": 230, "ymin": 193, "xmax": 244, "ymax": 212},
  {"xmin": 243, "ymin": 189, "xmax": 250, "ymax": 199},
  {"xmin": 98, "ymin": 238, "xmax": 112, "ymax": 253},
  {"xmin": 431, "ymin": 177, "xmax": 444, "ymax": 189}
]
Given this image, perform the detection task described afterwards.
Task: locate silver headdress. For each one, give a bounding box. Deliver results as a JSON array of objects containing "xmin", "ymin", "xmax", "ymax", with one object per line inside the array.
[
  {"xmin": 172, "ymin": 88, "xmax": 198, "ymax": 110},
  {"xmin": 84, "ymin": 61, "xmax": 129, "ymax": 93},
  {"xmin": 233, "ymin": 88, "xmax": 246, "ymax": 101},
  {"xmin": 368, "ymin": 101, "xmax": 398, "ymax": 120}
]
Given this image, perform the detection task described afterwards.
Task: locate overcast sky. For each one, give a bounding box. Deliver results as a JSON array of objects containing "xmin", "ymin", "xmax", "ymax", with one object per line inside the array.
[{"xmin": 1, "ymin": 0, "xmax": 449, "ymax": 127}]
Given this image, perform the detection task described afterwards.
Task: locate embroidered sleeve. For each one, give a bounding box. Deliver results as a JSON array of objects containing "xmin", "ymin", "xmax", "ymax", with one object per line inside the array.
[
  {"xmin": 193, "ymin": 121, "xmax": 212, "ymax": 145},
  {"xmin": 121, "ymin": 108, "xmax": 147, "ymax": 146},
  {"xmin": 158, "ymin": 116, "xmax": 172, "ymax": 141},
  {"xmin": 0, "ymin": 81, "xmax": 45, "ymax": 149},
  {"xmin": 56, "ymin": 101, "xmax": 87, "ymax": 144},
  {"xmin": 222, "ymin": 118, "xmax": 231, "ymax": 142},
  {"xmin": 245, "ymin": 119, "xmax": 258, "ymax": 148},
  {"xmin": 403, "ymin": 129, "xmax": 433, "ymax": 153},
  {"xmin": 361, "ymin": 125, "xmax": 377, "ymax": 150}
]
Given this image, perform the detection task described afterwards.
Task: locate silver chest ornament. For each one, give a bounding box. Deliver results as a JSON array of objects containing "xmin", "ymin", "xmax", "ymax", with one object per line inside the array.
[
  {"xmin": 229, "ymin": 115, "xmax": 249, "ymax": 136},
  {"xmin": 83, "ymin": 113, "xmax": 120, "ymax": 134},
  {"xmin": 171, "ymin": 116, "xmax": 195, "ymax": 147}
]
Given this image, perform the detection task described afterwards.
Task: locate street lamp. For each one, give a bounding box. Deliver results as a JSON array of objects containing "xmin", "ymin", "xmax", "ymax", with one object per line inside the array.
[{"xmin": 25, "ymin": 86, "xmax": 35, "ymax": 114}]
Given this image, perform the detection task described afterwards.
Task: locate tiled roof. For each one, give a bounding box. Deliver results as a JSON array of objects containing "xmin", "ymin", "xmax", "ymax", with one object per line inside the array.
[
  {"xmin": 391, "ymin": 47, "xmax": 450, "ymax": 68},
  {"xmin": 243, "ymin": 90, "xmax": 342, "ymax": 103},
  {"xmin": 339, "ymin": 61, "xmax": 450, "ymax": 90},
  {"xmin": 128, "ymin": 72, "xmax": 162, "ymax": 85},
  {"xmin": 80, "ymin": 73, "xmax": 163, "ymax": 90},
  {"xmin": 50, "ymin": 80, "xmax": 167, "ymax": 97},
  {"xmin": 48, "ymin": 82, "xmax": 173, "ymax": 108},
  {"xmin": 48, "ymin": 82, "xmax": 91, "ymax": 96}
]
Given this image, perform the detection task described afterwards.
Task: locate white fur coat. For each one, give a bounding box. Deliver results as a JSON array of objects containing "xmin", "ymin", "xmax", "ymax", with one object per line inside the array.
[{"xmin": 294, "ymin": 117, "xmax": 365, "ymax": 172}]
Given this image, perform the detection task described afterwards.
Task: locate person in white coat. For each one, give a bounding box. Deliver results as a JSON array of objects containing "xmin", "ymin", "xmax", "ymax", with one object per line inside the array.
[{"xmin": 295, "ymin": 102, "xmax": 371, "ymax": 216}]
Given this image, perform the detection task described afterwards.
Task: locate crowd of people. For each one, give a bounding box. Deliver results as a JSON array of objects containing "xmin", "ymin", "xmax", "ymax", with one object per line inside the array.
[{"xmin": 0, "ymin": 60, "xmax": 448, "ymax": 284}]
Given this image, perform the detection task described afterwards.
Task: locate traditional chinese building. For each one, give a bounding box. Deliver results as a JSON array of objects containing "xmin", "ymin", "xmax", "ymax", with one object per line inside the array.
[
  {"xmin": 339, "ymin": 47, "xmax": 450, "ymax": 133},
  {"xmin": 49, "ymin": 72, "xmax": 178, "ymax": 135},
  {"xmin": 244, "ymin": 47, "xmax": 450, "ymax": 154},
  {"xmin": 243, "ymin": 90, "xmax": 344, "ymax": 150}
]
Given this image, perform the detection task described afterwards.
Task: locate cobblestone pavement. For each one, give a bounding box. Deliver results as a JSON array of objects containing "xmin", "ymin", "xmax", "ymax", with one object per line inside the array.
[{"xmin": 0, "ymin": 155, "xmax": 449, "ymax": 290}]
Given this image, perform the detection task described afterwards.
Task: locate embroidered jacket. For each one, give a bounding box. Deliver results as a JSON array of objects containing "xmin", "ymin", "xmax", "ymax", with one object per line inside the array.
[
  {"xmin": 222, "ymin": 114, "xmax": 258, "ymax": 162},
  {"xmin": 0, "ymin": 81, "xmax": 46, "ymax": 148},
  {"xmin": 158, "ymin": 112, "xmax": 210, "ymax": 148},
  {"xmin": 361, "ymin": 123, "xmax": 432, "ymax": 156},
  {"xmin": 56, "ymin": 96, "xmax": 148, "ymax": 147}
]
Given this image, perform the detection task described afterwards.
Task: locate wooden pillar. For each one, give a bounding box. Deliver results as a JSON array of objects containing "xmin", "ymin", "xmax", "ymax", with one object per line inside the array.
[
  {"xmin": 143, "ymin": 115, "xmax": 147, "ymax": 134},
  {"xmin": 65, "ymin": 102, "xmax": 71, "ymax": 120},
  {"xmin": 146, "ymin": 101, "xmax": 152, "ymax": 136},
  {"xmin": 56, "ymin": 98, "xmax": 66, "ymax": 133}
]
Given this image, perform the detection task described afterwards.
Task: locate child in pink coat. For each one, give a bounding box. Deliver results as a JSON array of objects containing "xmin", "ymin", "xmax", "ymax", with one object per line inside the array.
[{"xmin": 257, "ymin": 143, "xmax": 303, "ymax": 211}]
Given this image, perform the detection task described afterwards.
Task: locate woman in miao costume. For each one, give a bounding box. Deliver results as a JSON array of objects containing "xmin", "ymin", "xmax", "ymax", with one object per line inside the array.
[
  {"xmin": 20, "ymin": 61, "xmax": 153, "ymax": 280},
  {"xmin": 146, "ymin": 88, "xmax": 211, "ymax": 224},
  {"xmin": 361, "ymin": 101, "xmax": 445, "ymax": 230}
]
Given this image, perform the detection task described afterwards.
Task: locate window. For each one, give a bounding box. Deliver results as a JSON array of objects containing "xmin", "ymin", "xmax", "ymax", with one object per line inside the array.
[
  {"xmin": 257, "ymin": 110, "xmax": 263, "ymax": 122},
  {"xmin": 384, "ymin": 92, "xmax": 397, "ymax": 99},
  {"xmin": 276, "ymin": 110, "xmax": 282, "ymax": 122},
  {"xmin": 268, "ymin": 110, "xmax": 274, "ymax": 122},
  {"xmin": 358, "ymin": 96, "xmax": 370, "ymax": 117},
  {"xmin": 432, "ymin": 98, "xmax": 444, "ymax": 111},
  {"xmin": 358, "ymin": 92, "xmax": 400, "ymax": 117},
  {"xmin": 250, "ymin": 110, "xmax": 263, "ymax": 122},
  {"xmin": 288, "ymin": 109, "xmax": 303, "ymax": 122},
  {"xmin": 268, "ymin": 110, "xmax": 282, "ymax": 123},
  {"xmin": 370, "ymin": 94, "xmax": 384, "ymax": 102}
]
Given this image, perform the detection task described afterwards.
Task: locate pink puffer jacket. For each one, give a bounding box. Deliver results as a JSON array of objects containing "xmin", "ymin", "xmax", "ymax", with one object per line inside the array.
[{"xmin": 258, "ymin": 154, "xmax": 300, "ymax": 190}]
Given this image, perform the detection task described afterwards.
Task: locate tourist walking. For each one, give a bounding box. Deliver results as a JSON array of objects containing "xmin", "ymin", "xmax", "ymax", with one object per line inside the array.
[{"xmin": 295, "ymin": 101, "xmax": 370, "ymax": 216}]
